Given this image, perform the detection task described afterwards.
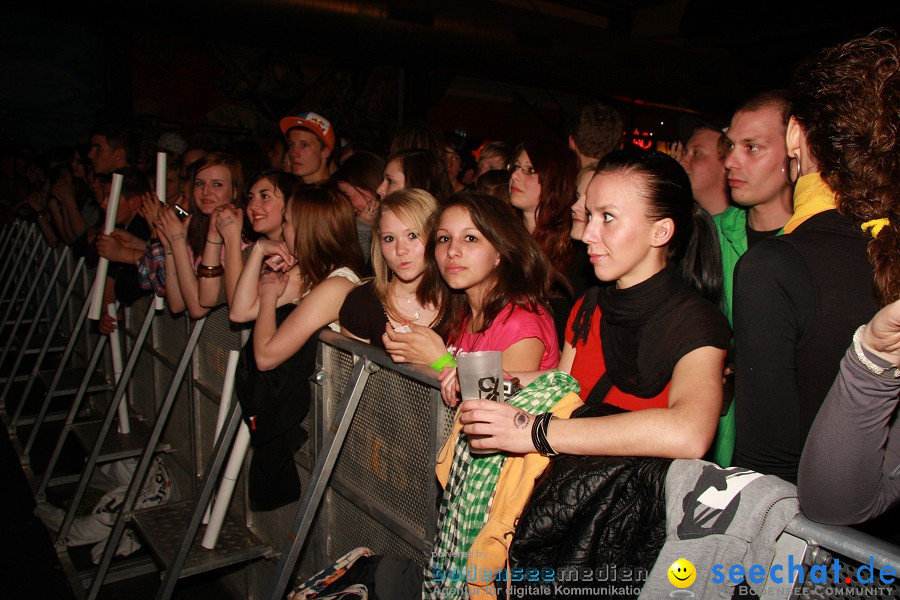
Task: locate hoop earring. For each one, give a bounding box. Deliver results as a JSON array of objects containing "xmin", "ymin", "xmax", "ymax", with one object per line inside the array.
[{"xmin": 786, "ymin": 156, "xmax": 801, "ymax": 186}]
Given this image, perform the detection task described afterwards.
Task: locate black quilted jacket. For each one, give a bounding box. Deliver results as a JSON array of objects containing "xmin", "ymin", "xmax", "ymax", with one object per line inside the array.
[{"xmin": 507, "ymin": 453, "xmax": 671, "ymax": 599}]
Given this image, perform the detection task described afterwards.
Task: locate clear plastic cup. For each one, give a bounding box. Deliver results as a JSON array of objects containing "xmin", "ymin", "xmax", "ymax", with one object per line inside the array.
[{"xmin": 456, "ymin": 351, "xmax": 504, "ymax": 454}]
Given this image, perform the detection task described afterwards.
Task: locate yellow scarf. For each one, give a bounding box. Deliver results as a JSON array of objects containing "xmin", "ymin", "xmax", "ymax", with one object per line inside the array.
[{"xmin": 783, "ymin": 172, "xmax": 837, "ymax": 234}]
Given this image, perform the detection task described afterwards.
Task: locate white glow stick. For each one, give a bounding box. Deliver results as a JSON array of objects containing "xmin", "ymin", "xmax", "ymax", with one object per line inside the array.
[
  {"xmin": 201, "ymin": 422, "xmax": 250, "ymax": 549},
  {"xmin": 203, "ymin": 350, "xmax": 240, "ymax": 524},
  {"xmin": 88, "ymin": 172, "xmax": 123, "ymax": 320},
  {"xmin": 154, "ymin": 152, "xmax": 167, "ymax": 311},
  {"xmin": 155, "ymin": 151, "xmax": 167, "ymax": 204},
  {"xmin": 108, "ymin": 303, "xmax": 131, "ymax": 434}
]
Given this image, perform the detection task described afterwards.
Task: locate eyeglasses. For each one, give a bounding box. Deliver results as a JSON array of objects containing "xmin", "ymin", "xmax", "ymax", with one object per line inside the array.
[{"xmin": 507, "ymin": 163, "xmax": 537, "ymax": 176}]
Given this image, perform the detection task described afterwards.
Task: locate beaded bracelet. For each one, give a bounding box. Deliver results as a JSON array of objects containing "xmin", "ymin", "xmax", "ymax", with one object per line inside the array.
[
  {"xmin": 531, "ymin": 412, "xmax": 559, "ymax": 456},
  {"xmin": 430, "ymin": 351, "xmax": 457, "ymax": 372},
  {"xmin": 853, "ymin": 325, "xmax": 900, "ymax": 378}
]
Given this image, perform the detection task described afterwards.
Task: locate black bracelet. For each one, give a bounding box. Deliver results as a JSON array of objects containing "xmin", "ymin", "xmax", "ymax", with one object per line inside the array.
[{"xmin": 531, "ymin": 412, "xmax": 559, "ymax": 457}]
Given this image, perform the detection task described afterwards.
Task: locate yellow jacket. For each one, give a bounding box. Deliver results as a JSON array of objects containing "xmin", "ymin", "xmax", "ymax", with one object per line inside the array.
[{"xmin": 435, "ymin": 391, "xmax": 582, "ymax": 597}]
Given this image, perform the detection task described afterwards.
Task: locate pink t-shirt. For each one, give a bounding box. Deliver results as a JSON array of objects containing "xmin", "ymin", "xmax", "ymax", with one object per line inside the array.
[{"xmin": 451, "ymin": 304, "xmax": 559, "ymax": 370}]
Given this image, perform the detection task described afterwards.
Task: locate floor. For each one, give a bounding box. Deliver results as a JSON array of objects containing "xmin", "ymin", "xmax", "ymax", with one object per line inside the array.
[{"xmin": 1, "ymin": 355, "xmax": 235, "ymax": 599}]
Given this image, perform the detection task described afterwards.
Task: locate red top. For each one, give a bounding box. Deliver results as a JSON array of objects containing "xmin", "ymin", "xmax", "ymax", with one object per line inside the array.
[{"xmin": 566, "ymin": 297, "xmax": 670, "ymax": 410}]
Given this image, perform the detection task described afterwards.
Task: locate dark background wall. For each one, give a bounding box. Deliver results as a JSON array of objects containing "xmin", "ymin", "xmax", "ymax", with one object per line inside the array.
[{"xmin": 2, "ymin": 1, "xmax": 897, "ymax": 155}]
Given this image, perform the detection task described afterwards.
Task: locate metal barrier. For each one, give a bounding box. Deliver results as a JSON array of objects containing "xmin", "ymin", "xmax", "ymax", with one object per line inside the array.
[{"xmin": 1, "ymin": 219, "xmax": 897, "ymax": 600}]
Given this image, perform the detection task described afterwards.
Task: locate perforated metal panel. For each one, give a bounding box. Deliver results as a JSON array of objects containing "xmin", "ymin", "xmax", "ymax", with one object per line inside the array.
[
  {"xmin": 196, "ymin": 392, "xmax": 222, "ymax": 475},
  {"xmin": 327, "ymin": 487, "xmax": 427, "ymax": 567},
  {"xmin": 245, "ymin": 483, "xmax": 310, "ymax": 598},
  {"xmin": 330, "ymin": 367, "xmax": 434, "ymax": 539},
  {"xmin": 130, "ymin": 349, "xmax": 158, "ymax": 418},
  {"xmin": 155, "ymin": 309, "xmax": 189, "ymax": 363},
  {"xmin": 194, "ymin": 307, "xmax": 244, "ymax": 395},
  {"xmin": 310, "ymin": 336, "xmax": 447, "ymax": 568},
  {"xmin": 124, "ymin": 296, "xmax": 151, "ymax": 336},
  {"xmin": 323, "ymin": 345, "xmax": 356, "ymax": 416},
  {"xmin": 163, "ymin": 381, "xmax": 193, "ymax": 461}
]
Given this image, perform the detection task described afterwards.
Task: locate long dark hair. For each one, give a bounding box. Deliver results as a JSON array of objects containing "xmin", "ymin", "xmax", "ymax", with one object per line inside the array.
[
  {"xmin": 513, "ymin": 140, "xmax": 579, "ymax": 274},
  {"xmin": 425, "ymin": 191, "xmax": 556, "ymax": 344},
  {"xmin": 288, "ymin": 184, "xmax": 365, "ymax": 295},
  {"xmin": 334, "ymin": 151, "xmax": 385, "ymax": 197},
  {"xmin": 388, "ymin": 149, "xmax": 453, "ymax": 201},
  {"xmin": 244, "ymin": 169, "xmax": 301, "ymax": 240}
]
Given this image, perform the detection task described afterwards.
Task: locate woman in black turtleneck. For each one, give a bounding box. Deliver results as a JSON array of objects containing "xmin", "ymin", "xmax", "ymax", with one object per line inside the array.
[{"xmin": 460, "ymin": 149, "xmax": 731, "ymax": 459}]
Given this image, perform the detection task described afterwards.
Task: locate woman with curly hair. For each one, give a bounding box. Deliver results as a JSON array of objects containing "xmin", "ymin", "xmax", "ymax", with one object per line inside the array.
[
  {"xmin": 793, "ymin": 29, "xmax": 900, "ymax": 526},
  {"xmin": 731, "ymin": 30, "xmax": 893, "ymax": 483}
]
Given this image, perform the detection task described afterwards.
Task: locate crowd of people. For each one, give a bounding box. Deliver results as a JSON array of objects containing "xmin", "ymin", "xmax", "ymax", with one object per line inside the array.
[{"xmin": 2, "ymin": 27, "xmax": 898, "ymax": 599}]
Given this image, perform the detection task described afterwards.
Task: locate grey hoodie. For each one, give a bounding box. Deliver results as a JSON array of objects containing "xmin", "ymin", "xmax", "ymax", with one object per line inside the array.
[{"xmin": 640, "ymin": 459, "xmax": 799, "ymax": 599}]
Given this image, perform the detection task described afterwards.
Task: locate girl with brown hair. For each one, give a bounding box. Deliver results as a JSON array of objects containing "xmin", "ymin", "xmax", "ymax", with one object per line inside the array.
[
  {"xmin": 392, "ymin": 190, "xmax": 560, "ymax": 406},
  {"xmin": 229, "ymin": 184, "xmax": 365, "ymax": 506},
  {"xmin": 154, "ymin": 151, "xmax": 246, "ymax": 317},
  {"xmin": 508, "ymin": 140, "xmax": 582, "ymax": 344}
]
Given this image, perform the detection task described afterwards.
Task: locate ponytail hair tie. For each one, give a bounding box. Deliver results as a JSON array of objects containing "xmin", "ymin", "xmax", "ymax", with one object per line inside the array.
[{"xmin": 861, "ymin": 218, "xmax": 890, "ymax": 239}]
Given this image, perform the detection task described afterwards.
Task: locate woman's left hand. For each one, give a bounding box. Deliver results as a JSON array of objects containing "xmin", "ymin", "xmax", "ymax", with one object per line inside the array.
[
  {"xmin": 438, "ymin": 367, "xmax": 461, "ymax": 407},
  {"xmin": 214, "ymin": 204, "xmax": 244, "ymax": 243},
  {"xmin": 459, "ymin": 399, "xmax": 537, "ymax": 454},
  {"xmin": 258, "ymin": 269, "xmax": 288, "ymax": 299},
  {"xmin": 256, "ymin": 239, "xmax": 296, "ymax": 271},
  {"xmin": 860, "ymin": 298, "xmax": 900, "ymax": 366},
  {"xmin": 98, "ymin": 312, "xmax": 118, "ymax": 335}
]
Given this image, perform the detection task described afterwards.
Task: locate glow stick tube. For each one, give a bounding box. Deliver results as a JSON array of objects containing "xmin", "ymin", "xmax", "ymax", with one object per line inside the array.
[
  {"xmin": 203, "ymin": 350, "xmax": 240, "ymax": 524},
  {"xmin": 155, "ymin": 151, "xmax": 167, "ymax": 204},
  {"xmin": 154, "ymin": 152, "xmax": 167, "ymax": 311},
  {"xmin": 201, "ymin": 422, "xmax": 251, "ymax": 549},
  {"xmin": 108, "ymin": 303, "xmax": 131, "ymax": 434},
  {"xmin": 88, "ymin": 172, "xmax": 123, "ymax": 319}
]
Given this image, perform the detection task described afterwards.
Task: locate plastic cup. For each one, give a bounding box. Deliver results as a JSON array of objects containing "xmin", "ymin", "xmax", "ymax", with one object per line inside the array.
[
  {"xmin": 456, "ymin": 351, "xmax": 504, "ymax": 455},
  {"xmin": 457, "ymin": 351, "xmax": 504, "ymax": 402}
]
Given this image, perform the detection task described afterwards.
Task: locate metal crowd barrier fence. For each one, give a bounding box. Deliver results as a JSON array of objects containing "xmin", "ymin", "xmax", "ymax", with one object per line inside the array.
[{"xmin": 1, "ymin": 219, "xmax": 897, "ymax": 600}]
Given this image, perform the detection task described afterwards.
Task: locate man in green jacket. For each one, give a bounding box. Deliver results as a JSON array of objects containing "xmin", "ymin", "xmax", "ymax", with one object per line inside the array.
[{"xmin": 711, "ymin": 90, "xmax": 795, "ymax": 466}]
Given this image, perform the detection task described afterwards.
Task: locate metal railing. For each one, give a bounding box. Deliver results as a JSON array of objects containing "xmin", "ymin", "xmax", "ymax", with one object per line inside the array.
[{"xmin": 2, "ymin": 219, "xmax": 897, "ymax": 600}]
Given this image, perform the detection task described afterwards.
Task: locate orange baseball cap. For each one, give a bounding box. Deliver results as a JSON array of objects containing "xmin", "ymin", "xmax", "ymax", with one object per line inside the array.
[{"xmin": 279, "ymin": 111, "xmax": 335, "ymax": 152}]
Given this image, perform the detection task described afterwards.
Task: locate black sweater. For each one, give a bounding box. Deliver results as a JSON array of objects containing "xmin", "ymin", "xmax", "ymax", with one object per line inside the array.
[{"xmin": 731, "ymin": 210, "xmax": 878, "ymax": 482}]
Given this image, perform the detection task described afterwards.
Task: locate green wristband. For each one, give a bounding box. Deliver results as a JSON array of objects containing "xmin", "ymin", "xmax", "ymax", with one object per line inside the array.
[{"xmin": 430, "ymin": 352, "xmax": 457, "ymax": 372}]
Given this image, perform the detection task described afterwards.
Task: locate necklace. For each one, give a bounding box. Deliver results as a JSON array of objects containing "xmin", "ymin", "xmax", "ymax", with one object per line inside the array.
[
  {"xmin": 393, "ymin": 289, "xmax": 422, "ymax": 321},
  {"xmin": 403, "ymin": 295, "xmax": 421, "ymax": 321}
]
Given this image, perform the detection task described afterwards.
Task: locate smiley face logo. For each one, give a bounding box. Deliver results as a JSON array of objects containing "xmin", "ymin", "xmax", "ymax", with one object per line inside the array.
[{"xmin": 667, "ymin": 558, "xmax": 696, "ymax": 588}]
